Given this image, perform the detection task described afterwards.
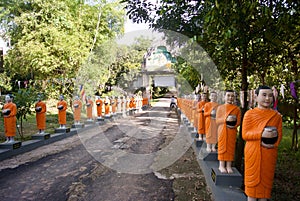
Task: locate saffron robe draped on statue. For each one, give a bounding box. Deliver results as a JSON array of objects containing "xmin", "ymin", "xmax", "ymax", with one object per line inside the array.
[
  {"xmin": 3, "ymin": 102, "xmax": 17, "ymax": 137},
  {"xmin": 57, "ymin": 100, "xmax": 67, "ymax": 125},
  {"xmin": 35, "ymin": 101, "xmax": 47, "ymax": 130},
  {"xmin": 73, "ymin": 100, "xmax": 82, "ymax": 121},
  {"xmin": 242, "ymin": 108, "xmax": 282, "ymax": 198},
  {"xmin": 197, "ymin": 101, "xmax": 207, "ymax": 135},
  {"xmin": 96, "ymin": 99, "xmax": 103, "ymax": 117},
  {"xmin": 203, "ymin": 102, "xmax": 219, "ymax": 144},
  {"xmin": 86, "ymin": 100, "xmax": 93, "ymax": 119},
  {"xmin": 216, "ymin": 104, "xmax": 241, "ymax": 161}
]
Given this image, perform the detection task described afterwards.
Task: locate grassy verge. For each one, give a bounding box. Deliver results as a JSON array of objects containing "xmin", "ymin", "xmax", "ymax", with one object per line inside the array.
[{"xmin": 272, "ymin": 127, "xmax": 300, "ymax": 200}]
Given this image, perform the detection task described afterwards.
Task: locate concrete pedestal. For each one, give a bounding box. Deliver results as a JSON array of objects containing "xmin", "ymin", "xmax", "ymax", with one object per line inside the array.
[
  {"xmin": 85, "ymin": 120, "xmax": 94, "ymax": 124},
  {"xmin": 194, "ymin": 139, "xmax": 204, "ymax": 148},
  {"xmin": 199, "ymin": 147, "xmax": 218, "ymax": 161},
  {"xmin": 190, "ymin": 131, "xmax": 198, "ymax": 138},
  {"xmin": 54, "ymin": 127, "xmax": 70, "ymax": 133},
  {"xmin": 31, "ymin": 133, "xmax": 51, "ymax": 140},
  {"xmin": 72, "ymin": 123, "xmax": 85, "ymax": 128},
  {"xmin": 0, "ymin": 141, "xmax": 22, "ymax": 150},
  {"xmin": 211, "ymin": 167, "xmax": 243, "ymax": 187}
]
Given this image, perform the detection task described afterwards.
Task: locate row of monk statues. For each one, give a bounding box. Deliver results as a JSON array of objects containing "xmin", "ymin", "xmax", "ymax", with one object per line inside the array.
[
  {"xmin": 1, "ymin": 94, "xmax": 149, "ymax": 144},
  {"xmin": 178, "ymin": 85, "xmax": 282, "ymax": 201}
]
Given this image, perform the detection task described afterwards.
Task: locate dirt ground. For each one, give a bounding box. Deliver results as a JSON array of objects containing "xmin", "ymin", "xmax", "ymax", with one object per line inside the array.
[{"xmin": 0, "ymin": 98, "xmax": 212, "ymax": 201}]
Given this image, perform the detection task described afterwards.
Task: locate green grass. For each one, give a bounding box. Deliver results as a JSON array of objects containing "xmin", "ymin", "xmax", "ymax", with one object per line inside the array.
[{"xmin": 272, "ymin": 127, "xmax": 300, "ymax": 200}]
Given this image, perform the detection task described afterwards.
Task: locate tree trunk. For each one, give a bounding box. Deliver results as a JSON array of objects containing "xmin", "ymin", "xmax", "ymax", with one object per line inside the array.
[{"xmin": 235, "ymin": 48, "xmax": 249, "ymax": 173}]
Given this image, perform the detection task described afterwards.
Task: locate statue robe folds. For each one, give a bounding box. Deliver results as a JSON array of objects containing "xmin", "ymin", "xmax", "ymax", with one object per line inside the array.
[
  {"xmin": 35, "ymin": 101, "xmax": 47, "ymax": 130},
  {"xmin": 216, "ymin": 104, "xmax": 241, "ymax": 161},
  {"xmin": 203, "ymin": 102, "xmax": 219, "ymax": 144},
  {"xmin": 96, "ymin": 99, "xmax": 103, "ymax": 117},
  {"xmin": 197, "ymin": 101, "xmax": 207, "ymax": 135},
  {"xmin": 73, "ymin": 100, "xmax": 82, "ymax": 121},
  {"xmin": 57, "ymin": 100, "xmax": 67, "ymax": 125},
  {"xmin": 86, "ymin": 100, "xmax": 93, "ymax": 119},
  {"xmin": 3, "ymin": 102, "xmax": 17, "ymax": 137},
  {"xmin": 242, "ymin": 108, "xmax": 282, "ymax": 199}
]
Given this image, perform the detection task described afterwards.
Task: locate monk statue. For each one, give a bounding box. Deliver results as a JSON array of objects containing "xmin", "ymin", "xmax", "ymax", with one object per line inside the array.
[
  {"xmin": 242, "ymin": 85, "xmax": 282, "ymax": 201},
  {"xmin": 35, "ymin": 95, "xmax": 47, "ymax": 134},
  {"xmin": 73, "ymin": 95, "xmax": 82, "ymax": 124},
  {"xmin": 86, "ymin": 96, "xmax": 93, "ymax": 121},
  {"xmin": 2, "ymin": 95, "xmax": 17, "ymax": 143},
  {"xmin": 197, "ymin": 92, "xmax": 208, "ymax": 140},
  {"xmin": 57, "ymin": 95, "xmax": 67, "ymax": 128},
  {"xmin": 104, "ymin": 96, "xmax": 110, "ymax": 117},
  {"xmin": 203, "ymin": 91, "xmax": 219, "ymax": 152},
  {"xmin": 216, "ymin": 90, "xmax": 241, "ymax": 173},
  {"xmin": 95, "ymin": 96, "xmax": 103, "ymax": 119}
]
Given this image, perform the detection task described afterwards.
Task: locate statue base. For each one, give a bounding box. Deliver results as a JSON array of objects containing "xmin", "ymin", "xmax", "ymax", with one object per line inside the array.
[
  {"xmin": 191, "ymin": 131, "xmax": 198, "ymax": 138},
  {"xmin": 211, "ymin": 167, "xmax": 243, "ymax": 187},
  {"xmin": 188, "ymin": 126, "xmax": 194, "ymax": 132},
  {"xmin": 0, "ymin": 141, "xmax": 22, "ymax": 149},
  {"xmin": 85, "ymin": 120, "xmax": 94, "ymax": 124},
  {"xmin": 72, "ymin": 123, "xmax": 85, "ymax": 128},
  {"xmin": 31, "ymin": 133, "xmax": 51, "ymax": 140},
  {"xmin": 55, "ymin": 127, "xmax": 70, "ymax": 133},
  {"xmin": 104, "ymin": 114, "xmax": 112, "ymax": 119},
  {"xmin": 97, "ymin": 117, "xmax": 105, "ymax": 121},
  {"xmin": 199, "ymin": 147, "xmax": 218, "ymax": 161},
  {"xmin": 194, "ymin": 139, "xmax": 204, "ymax": 147}
]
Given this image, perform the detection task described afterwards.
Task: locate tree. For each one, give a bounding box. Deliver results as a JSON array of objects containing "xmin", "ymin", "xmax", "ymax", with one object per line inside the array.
[{"xmin": 0, "ymin": 0, "xmax": 125, "ymax": 98}]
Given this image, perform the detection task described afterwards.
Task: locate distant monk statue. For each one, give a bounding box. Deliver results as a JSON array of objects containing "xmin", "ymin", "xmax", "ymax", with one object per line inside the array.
[
  {"xmin": 35, "ymin": 95, "xmax": 47, "ymax": 134},
  {"xmin": 216, "ymin": 90, "xmax": 241, "ymax": 173},
  {"xmin": 203, "ymin": 91, "xmax": 219, "ymax": 152},
  {"xmin": 197, "ymin": 92, "xmax": 208, "ymax": 140},
  {"xmin": 73, "ymin": 95, "xmax": 82, "ymax": 124},
  {"xmin": 242, "ymin": 85, "xmax": 282, "ymax": 201},
  {"xmin": 2, "ymin": 95, "xmax": 17, "ymax": 143},
  {"xmin": 57, "ymin": 95, "xmax": 67, "ymax": 128},
  {"xmin": 95, "ymin": 96, "xmax": 103, "ymax": 118},
  {"xmin": 86, "ymin": 96, "xmax": 93, "ymax": 121}
]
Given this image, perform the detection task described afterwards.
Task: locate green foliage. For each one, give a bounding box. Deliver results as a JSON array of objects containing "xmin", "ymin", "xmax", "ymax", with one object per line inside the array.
[{"xmin": 13, "ymin": 88, "xmax": 38, "ymax": 138}]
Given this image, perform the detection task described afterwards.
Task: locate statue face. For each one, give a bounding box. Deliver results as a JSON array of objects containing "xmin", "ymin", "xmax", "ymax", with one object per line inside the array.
[
  {"xmin": 256, "ymin": 89, "xmax": 273, "ymax": 109},
  {"xmin": 210, "ymin": 93, "xmax": 217, "ymax": 102},
  {"xmin": 225, "ymin": 92, "xmax": 235, "ymax": 104},
  {"xmin": 201, "ymin": 93, "xmax": 207, "ymax": 101}
]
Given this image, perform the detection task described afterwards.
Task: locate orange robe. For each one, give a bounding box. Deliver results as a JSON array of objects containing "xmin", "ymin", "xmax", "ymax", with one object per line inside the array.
[
  {"xmin": 86, "ymin": 100, "xmax": 93, "ymax": 119},
  {"xmin": 104, "ymin": 100, "xmax": 110, "ymax": 115},
  {"xmin": 57, "ymin": 100, "xmax": 67, "ymax": 125},
  {"xmin": 35, "ymin": 101, "xmax": 47, "ymax": 130},
  {"xmin": 197, "ymin": 101, "xmax": 207, "ymax": 135},
  {"xmin": 111, "ymin": 99, "xmax": 117, "ymax": 113},
  {"xmin": 142, "ymin": 98, "xmax": 148, "ymax": 106},
  {"xmin": 96, "ymin": 99, "xmax": 103, "ymax": 117},
  {"xmin": 203, "ymin": 102, "xmax": 218, "ymax": 144},
  {"xmin": 216, "ymin": 104, "xmax": 241, "ymax": 161},
  {"xmin": 129, "ymin": 97, "xmax": 136, "ymax": 109},
  {"xmin": 242, "ymin": 108, "xmax": 282, "ymax": 199},
  {"xmin": 3, "ymin": 102, "xmax": 17, "ymax": 137},
  {"xmin": 192, "ymin": 100, "xmax": 198, "ymax": 128},
  {"xmin": 73, "ymin": 100, "xmax": 82, "ymax": 121}
]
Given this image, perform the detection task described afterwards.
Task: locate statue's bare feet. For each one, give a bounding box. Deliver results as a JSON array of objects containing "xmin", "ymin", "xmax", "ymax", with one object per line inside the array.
[
  {"xmin": 206, "ymin": 147, "xmax": 211, "ymax": 152},
  {"xmin": 219, "ymin": 166, "xmax": 227, "ymax": 173},
  {"xmin": 226, "ymin": 167, "xmax": 234, "ymax": 174}
]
